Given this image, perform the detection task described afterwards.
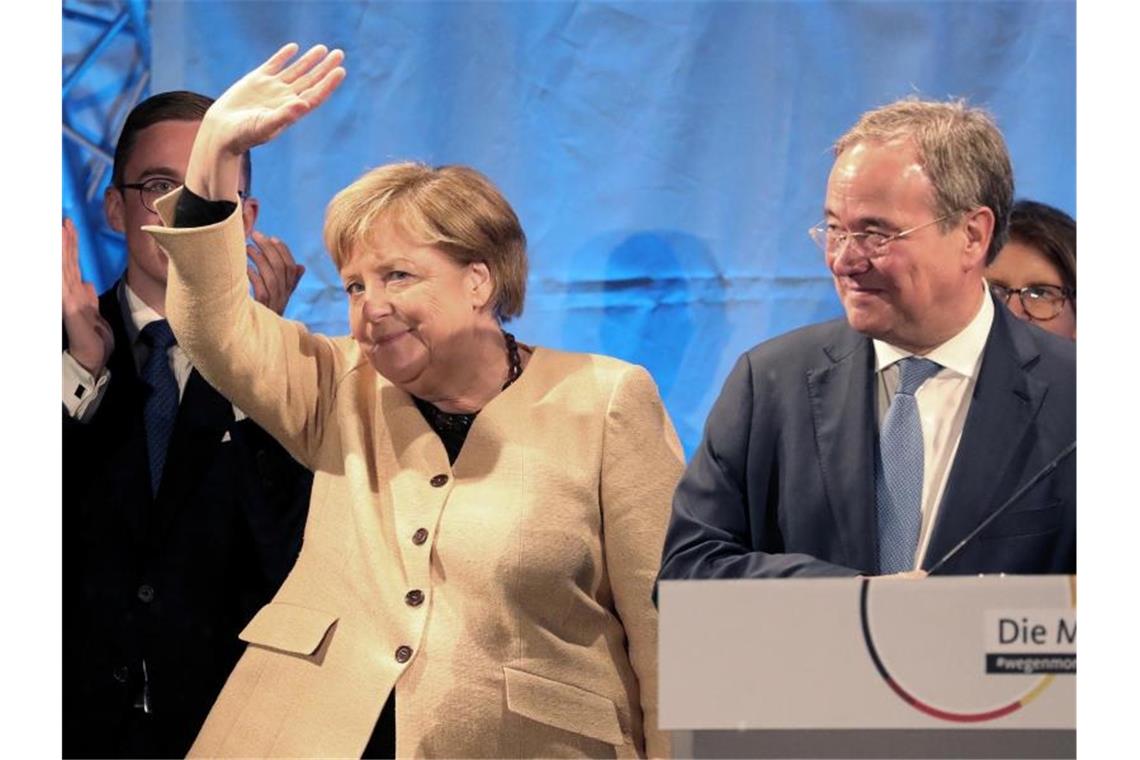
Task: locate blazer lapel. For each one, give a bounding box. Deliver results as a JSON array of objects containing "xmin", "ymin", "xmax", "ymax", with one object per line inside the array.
[
  {"xmin": 377, "ymin": 382, "xmax": 452, "ymax": 566},
  {"xmin": 922, "ymin": 304, "xmax": 1048, "ymax": 571},
  {"xmin": 806, "ymin": 326, "xmax": 879, "ymax": 573}
]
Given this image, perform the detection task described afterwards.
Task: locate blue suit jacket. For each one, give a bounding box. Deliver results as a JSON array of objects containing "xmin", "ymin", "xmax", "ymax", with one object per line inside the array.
[{"xmin": 658, "ymin": 297, "xmax": 1075, "ymax": 579}]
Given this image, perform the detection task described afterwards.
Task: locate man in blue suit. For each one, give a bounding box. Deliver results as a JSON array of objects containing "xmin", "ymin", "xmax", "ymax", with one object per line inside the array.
[{"xmin": 658, "ymin": 98, "xmax": 1074, "ymax": 581}]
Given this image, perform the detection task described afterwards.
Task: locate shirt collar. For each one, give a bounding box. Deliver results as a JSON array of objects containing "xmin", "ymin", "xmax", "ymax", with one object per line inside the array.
[
  {"xmin": 118, "ymin": 280, "xmax": 165, "ymax": 348},
  {"xmin": 873, "ymin": 282, "xmax": 994, "ymax": 379}
]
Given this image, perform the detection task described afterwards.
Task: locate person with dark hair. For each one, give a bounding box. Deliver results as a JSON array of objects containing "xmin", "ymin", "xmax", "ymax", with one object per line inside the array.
[
  {"xmin": 62, "ymin": 90, "xmax": 313, "ymax": 758},
  {"xmin": 986, "ymin": 200, "xmax": 1076, "ymax": 340},
  {"xmin": 659, "ymin": 97, "xmax": 1074, "ymax": 585},
  {"xmin": 143, "ymin": 46, "xmax": 681, "ymax": 758}
]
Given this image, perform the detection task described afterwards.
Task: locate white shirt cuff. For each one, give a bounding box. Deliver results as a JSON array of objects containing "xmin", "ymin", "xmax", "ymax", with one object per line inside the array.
[{"xmin": 62, "ymin": 350, "xmax": 110, "ymax": 422}]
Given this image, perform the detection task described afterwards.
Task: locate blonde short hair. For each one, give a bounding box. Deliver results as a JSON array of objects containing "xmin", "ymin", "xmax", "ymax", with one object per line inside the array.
[
  {"xmin": 324, "ymin": 162, "xmax": 527, "ymax": 320},
  {"xmin": 834, "ymin": 97, "xmax": 1014, "ymax": 265}
]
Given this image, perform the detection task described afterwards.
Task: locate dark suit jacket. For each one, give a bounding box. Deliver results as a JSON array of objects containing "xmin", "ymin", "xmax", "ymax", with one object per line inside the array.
[
  {"xmin": 658, "ymin": 297, "xmax": 1075, "ymax": 581},
  {"xmin": 62, "ymin": 285, "xmax": 312, "ymax": 759}
]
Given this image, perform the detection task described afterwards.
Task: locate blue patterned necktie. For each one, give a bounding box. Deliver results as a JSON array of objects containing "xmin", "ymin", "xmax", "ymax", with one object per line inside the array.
[
  {"xmin": 140, "ymin": 320, "xmax": 179, "ymax": 497},
  {"xmin": 876, "ymin": 356, "xmax": 942, "ymax": 574}
]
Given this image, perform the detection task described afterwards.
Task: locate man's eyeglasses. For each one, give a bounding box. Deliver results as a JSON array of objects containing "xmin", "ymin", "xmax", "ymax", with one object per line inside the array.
[
  {"xmin": 808, "ymin": 215, "xmax": 954, "ymax": 260},
  {"xmin": 119, "ymin": 177, "xmax": 248, "ymax": 214},
  {"xmin": 989, "ymin": 283, "xmax": 1074, "ymax": 321}
]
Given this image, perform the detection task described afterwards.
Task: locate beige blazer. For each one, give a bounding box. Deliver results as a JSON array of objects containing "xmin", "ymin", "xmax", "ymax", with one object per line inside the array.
[{"xmin": 147, "ymin": 194, "xmax": 684, "ymax": 758}]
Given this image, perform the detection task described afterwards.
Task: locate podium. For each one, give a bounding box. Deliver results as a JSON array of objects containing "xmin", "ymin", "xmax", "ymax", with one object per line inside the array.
[{"xmin": 658, "ymin": 576, "xmax": 1075, "ymax": 759}]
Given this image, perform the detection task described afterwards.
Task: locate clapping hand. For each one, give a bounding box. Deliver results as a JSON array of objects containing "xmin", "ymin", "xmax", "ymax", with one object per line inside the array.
[
  {"xmin": 248, "ymin": 231, "xmax": 306, "ymax": 315},
  {"xmin": 62, "ymin": 218, "xmax": 114, "ymax": 376}
]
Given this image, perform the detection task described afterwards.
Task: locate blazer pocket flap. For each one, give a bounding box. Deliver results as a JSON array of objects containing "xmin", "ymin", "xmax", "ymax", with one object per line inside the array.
[
  {"xmin": 239, "ymin": 602, "xmax": 338, "ymax": 656},
  {"xmin": 981, "ymin": 500, "xmax": 1063, "ymax": 540},
  {"xmin": 504, "ymin": 666, "xmax": 624, "ymax": 746}
]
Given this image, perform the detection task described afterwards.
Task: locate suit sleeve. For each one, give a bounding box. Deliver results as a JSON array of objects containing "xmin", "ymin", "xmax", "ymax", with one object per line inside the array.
[
  {"xmin": 143, "ymin": 189, "xmax": 340, "ymax": 470},
  {"xmin": 658, "ymin": 354, "xmax": 858, "ymax": 580},
  {"xmin": 599, "ymin": 365, "xmax": 684, "ymax": 759}
]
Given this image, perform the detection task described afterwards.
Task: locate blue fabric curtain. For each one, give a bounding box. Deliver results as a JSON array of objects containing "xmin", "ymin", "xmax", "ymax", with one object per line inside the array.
[{"xmin": 149, "ymin": 0, "xmax": 1075, "ymax": 456}]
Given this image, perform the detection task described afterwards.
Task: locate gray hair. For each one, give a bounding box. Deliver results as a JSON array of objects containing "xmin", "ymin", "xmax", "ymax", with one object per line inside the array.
[{"xmin": 835, "ymin": 97, "xmax": 1014, "ymax": 264}]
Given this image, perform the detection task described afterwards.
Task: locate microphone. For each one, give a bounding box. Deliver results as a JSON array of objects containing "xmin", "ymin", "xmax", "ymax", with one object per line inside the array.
[{"xmin": 926, "ymin": 441, "xmax": 1076, "ymax": 576}]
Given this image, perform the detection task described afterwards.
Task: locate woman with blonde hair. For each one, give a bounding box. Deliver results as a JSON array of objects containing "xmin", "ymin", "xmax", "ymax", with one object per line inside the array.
[{"xmin": 145, "ymin": 44, "xmax": 681, "ymax": 758}]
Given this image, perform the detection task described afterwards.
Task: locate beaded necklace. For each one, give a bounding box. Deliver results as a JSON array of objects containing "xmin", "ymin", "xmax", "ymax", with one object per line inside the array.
[{"xmin": 414, "ymin": 330, "xmax": 523, "ymax": 438}]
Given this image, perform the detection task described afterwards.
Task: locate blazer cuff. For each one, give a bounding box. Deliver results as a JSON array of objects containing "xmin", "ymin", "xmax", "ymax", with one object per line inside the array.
[{"xmin": 143, "ymin": 187, "xmax": 249, "ymax": 298}]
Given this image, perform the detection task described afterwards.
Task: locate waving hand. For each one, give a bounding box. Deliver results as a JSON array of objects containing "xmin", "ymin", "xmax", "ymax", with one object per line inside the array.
[{"xmin": 188, "ymin": 43, "xmax": 345, "ymax": 200}]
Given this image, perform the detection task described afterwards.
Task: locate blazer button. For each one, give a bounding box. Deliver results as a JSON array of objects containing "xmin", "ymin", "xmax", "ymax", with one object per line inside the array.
[
  {"xmin": 405, "ymin": 589, "xmax": 425, "ymax": 607},
  {"xmin": 412, "ymin": 528, "xmax": 429, "ymax": 545},
  {"xmin": 395, "ymin": 645, "xmax": 413, "ymax": 663},
  {"xmin": 137, "ymin": 584, "xmax": 156, "ymax": 603},
  {"xmin": 430, "ymin": 474, "xmax": 449, "ymax": 488}
]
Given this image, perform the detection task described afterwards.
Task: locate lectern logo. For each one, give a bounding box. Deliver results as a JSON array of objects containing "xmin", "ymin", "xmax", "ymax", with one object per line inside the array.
[{"xmin": 858, "ymin": 578, "xmax": 1076, "ymax": 723}]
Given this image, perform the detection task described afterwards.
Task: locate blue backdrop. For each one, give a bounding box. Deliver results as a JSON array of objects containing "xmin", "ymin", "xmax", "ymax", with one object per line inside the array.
[{"xmin": 97, "ymin": 0, "xmax": 1073, "ymax": 456}]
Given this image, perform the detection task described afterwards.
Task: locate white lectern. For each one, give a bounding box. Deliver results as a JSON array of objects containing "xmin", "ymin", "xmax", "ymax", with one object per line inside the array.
[{"xmin": 658, "ymin": 576, "xmax": 1075, "ymax": 758}]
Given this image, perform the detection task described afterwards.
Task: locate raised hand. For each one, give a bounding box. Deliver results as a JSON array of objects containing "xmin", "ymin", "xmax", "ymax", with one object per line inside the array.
[
  {"xmin": 206, "ymin": 43, "xmax": 345, "ymax": 156},
  {"xmin": 187, "ymin": 43, "xmax": 345, "ymax": 200},
  {"xmin": 248, "ymin": 231, "xmax": 306, "ymax": 315},
  {"xmin": 62, "ymin": 218, "xmax": 114, "ymax": 376}
]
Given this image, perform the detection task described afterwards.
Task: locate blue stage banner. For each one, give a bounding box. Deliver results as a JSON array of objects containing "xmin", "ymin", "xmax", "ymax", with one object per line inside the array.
[{"xmin": 148, "ymin": 1, "xmax": 1075, "ymax": 456}]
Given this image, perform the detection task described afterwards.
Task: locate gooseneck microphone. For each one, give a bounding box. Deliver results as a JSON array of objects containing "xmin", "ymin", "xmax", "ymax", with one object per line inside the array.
[{"xmin": 926, "ymin": 441, "xmax": 1076, "ymax": 576}]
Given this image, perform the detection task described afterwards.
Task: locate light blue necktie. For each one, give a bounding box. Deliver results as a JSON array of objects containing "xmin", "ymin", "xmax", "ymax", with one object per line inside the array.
[
  {"xmin": 141, "ymin": 320, "xmax": 179, "ymax": 497},
  {"xmin": 876, "ymin": 356, "xmax": 942, "ymax": 574}
]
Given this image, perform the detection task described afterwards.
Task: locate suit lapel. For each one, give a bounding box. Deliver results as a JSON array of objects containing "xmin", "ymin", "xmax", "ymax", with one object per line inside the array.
[
  {"xmin": 152, "ymin": 369, "xmax": 235, "ymax": 542},
  {"xmin": 806, "ymin": 326, "xmax": 879, "ymax": 573},
  {"xmin": 97, "ymin": 286, "xmax": 152, "ymax": 544},
  {"xmin": 99, "ymin": 285, "xmax": 145, "ymax": 405},
  {"xmin": 922, "ymin": 304, "xmax": 1048, "ymax": 571}
]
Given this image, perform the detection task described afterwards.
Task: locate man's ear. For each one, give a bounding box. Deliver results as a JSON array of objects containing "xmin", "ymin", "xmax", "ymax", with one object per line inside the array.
[
  {"xmin": 962, "ymin": 206, "xmax": 995, "ymax": 271},
  {"xmin": 241, "ymin": 196, "xmax": 260, "ymax": 238},
  {"xmin": 104, "ymin": 186, "xmax": 125, "ymax": 234},
  {"xmin": 467, "ymin": 261, "xmax": 494, "ymax": 311}
]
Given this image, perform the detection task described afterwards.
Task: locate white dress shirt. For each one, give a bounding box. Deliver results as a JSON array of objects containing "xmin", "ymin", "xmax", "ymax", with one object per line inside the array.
[{"xmin": 873, "ymin": 284, "xmax": 994, "ymax": 569}]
